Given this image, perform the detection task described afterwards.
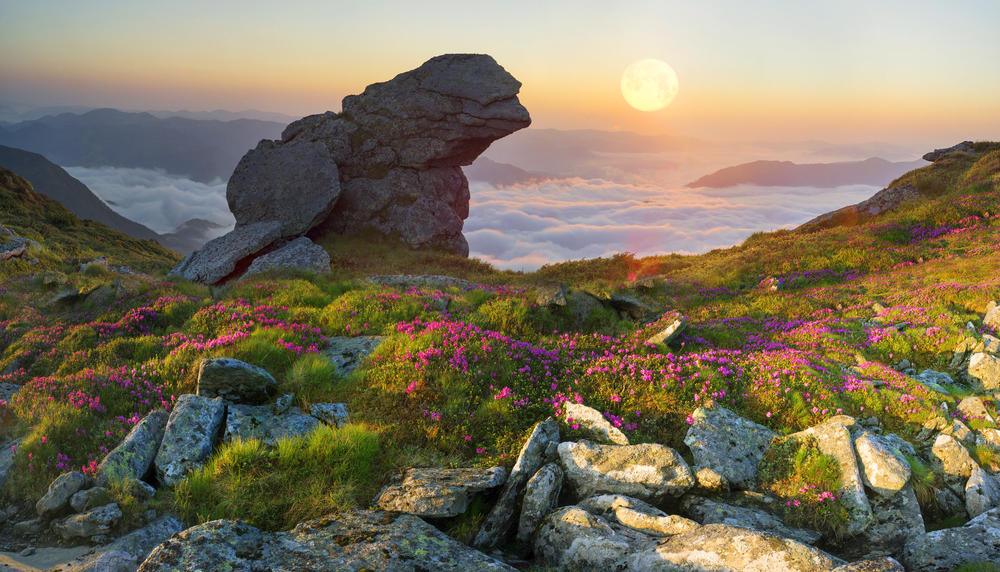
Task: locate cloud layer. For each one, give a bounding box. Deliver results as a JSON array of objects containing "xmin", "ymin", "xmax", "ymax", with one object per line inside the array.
[
  {"xmin": 465, "ymin": 178, "xmax": 879, "ymax": 271},
  {"xmin": 64, "ymin": 166, "xmax": 235, "ymax": 235}
]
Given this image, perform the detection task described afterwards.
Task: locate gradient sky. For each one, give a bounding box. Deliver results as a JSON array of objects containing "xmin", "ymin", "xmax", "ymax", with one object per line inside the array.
[{"xmin": 2, "ymin": 0, "xmax": 999, "ymax": 144}]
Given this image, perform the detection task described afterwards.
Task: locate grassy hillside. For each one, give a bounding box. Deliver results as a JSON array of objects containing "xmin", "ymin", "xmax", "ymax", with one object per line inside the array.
[{"xmin": 0, "ymin": 144, "xmax": 998, "ymax": 542}]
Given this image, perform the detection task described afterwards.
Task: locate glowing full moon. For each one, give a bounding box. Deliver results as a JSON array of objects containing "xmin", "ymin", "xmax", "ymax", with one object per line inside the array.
[{"xmin": 621, "ymin": 59, "xmax": 679, "ymax": 112}]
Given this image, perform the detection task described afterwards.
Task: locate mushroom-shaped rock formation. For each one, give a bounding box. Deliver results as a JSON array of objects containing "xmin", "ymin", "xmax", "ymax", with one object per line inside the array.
[{"xmin": 171, "ymin": 54, "xmax": 530, "ymax": 285}]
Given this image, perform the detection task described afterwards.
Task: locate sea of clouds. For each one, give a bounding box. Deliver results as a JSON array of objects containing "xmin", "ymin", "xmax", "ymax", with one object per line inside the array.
[
  {"xmin": 63, "ymin": 165, "xmax": 878, "ymax": 271},
  {"xmin": 64, "ymin": 166, "xmax": 235, "ymax": 235},
  {"xmin": 465, "ymin": 178, "xmax": 879, "ymax": 270}
]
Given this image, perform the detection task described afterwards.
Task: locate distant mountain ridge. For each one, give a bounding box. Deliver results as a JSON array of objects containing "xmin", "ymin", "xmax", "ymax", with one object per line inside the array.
[
  {"xmin": 0, "ymin": 108, "xmax": 285, "ymax": 183},
  {"xmin": 687, "ymin": 157, "xmax": 926, "ymax": 188}
]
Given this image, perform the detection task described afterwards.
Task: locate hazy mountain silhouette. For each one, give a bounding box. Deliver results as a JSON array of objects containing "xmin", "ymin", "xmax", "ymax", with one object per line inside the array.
[
  {"xmin": 0, "ymin": 108, "xmax": 285, "ymax": 183},
  {"xmin": 687, "ymin": 157, "xmax": 926, "ymax": 188}
]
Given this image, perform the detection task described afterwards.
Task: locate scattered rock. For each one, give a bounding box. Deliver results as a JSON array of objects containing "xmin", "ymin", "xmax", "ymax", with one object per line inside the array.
[
  {"xmin": 271, "ymin": 392, "xmax": 294, "ymax": 415},
  {"xmin": 912, "ymin": 369, "xmax": 954, "ymax": 394},
  {"xmin": 986, "ymin": 300, "xmax": 1000, "ymax": 332},
  {"xmin": 517, "ymin": 462, "xmax": 564, "ymax": 544},
  {"xmin": 365, "ymin": 274, "xmax": 478, "ymax": 290},
  {"xmin": 242, "ymin": 236, "xmax": 331, "ymax": 279},
  {"xmin": 682, "ymin": 496, "xmax": 822, "ymax": 545},
  {"xmin": 36, "ymin": 471, "xmax": 93, "ymax": 518},
  {"xmin": 476, "ymin": 417, "xmax": 560, "ymax": 548},
  {"xmin": 854, "ymin": 432, "xmax": 911, "ymax": 497},
  {"xmin": 79, "ymin": 257, "xmax": 109, "ymax": 274},
  {"xmin": 683, "ymin": 403, "xmax": 775, "ymax": 490},
  {"xmin": 929, "ymin": 433, "xmax": 979, "ymax": 483},
  {"xmin": 95, "ymin": 409, "xmax": 168, "ymax": 487},
  {"xmin": 966, "ymin": 467, "xmax": 1000, "ymax": 518},
  {"xmin": 224, "ymin": 404, "xmax": 320, "ymax": 446},
  {"xmin": 69, "ymin": 486, "xmax": 109, "ymax": 513},
  {"xmin": 855, "ymin": 485, "xmax": 925, "ymax": 560},
  {"xmin": 833, "ymin": 557, "xmax": 905, "ymax": 572},
  {"xmin": 138, "ymin": 510, "xmax": 517, "ymax": 571},
  {"xmin": 0, "ymin": 437, "xmax": 19, "ymax": 490},
  {"xmin": 196, "ymin": 357, "xmax": 277, "ymax": 404},
  {"xmin": 958, "ymin": 396, "xmax": 996, "ymax": 425},
  {"xmin": 169, "ymin": 221, "xmax": 282, "ymax": 285},
  {"xmin": 558, "ymin": 440, "xmax": 694, "ymax": 503},
  {"xmin": 796, "ymin": 422, "xmax": 873, "ymax": 536},
  {"xmin": 154, "ymin": 394, "xmax": 226, "ymax": 486},
  {"xmin": 968, "ymin": 352, "xmax": 1000, "ymax": 392},
  {"xmin": 798, "ymin": 184, "xmax": 920, "ymax": 233},
  {"xmin": 627, "ymin": 523, "xmax": 845, "ymax": 572},
  {"xmin": 535, "ymin": 284, "xmax": 567, "ymax": 307},
  {"xmin": 693, "ymin": 465, "xmax": 730, "ymax": 494},
  {"xmin": 227, "ymin": 140, "xmax": 340, "ymax": 235},
  {"xmin": 375, "ymin": 467, "xmax": 507, "ymax": 518},
  {"xmin": 64, "ymin": 514, "xmax": 185, "ymax": 572},
  {"xmin": 0, "ymin": 237, "xmax": 28, "ymax": 261},
  {"xmin": 564, "ymin": 402, "xmax": 629, "ymax": 445},
  {"xmin": 644, "ymin": 315, "xmax": 687, "ymax": 346},
  {"xmin": 923, "ymin": 141, "xmax": 974, "ymax": 162},
  {"xmin": 603, "ymin": 292, "xmax": 653, "ymax": 320},
  {"xmin": 323, "ymin": 335, "xmax": 384, "ymax": 376},
  {"xmin": 582, "ymin": 494, "xmax": 699, "ymax": 537},
  {"xmin": 52, "ymin": 503, "xmax": 121, "ymax": 540},
  {"xmin": 309, "ymin": 402, "xmax": 349, "ymax": 428},
  {"xmin": 0, "ymin": 382, "xmax": 19, "ymax": 403},
  {"xmin": 902, "ymin": 507, "xmax": 1000, "ymax": 571},
  {"xmin": 534, "ymin": 506, "xmax": 651, "ymax": 570}
]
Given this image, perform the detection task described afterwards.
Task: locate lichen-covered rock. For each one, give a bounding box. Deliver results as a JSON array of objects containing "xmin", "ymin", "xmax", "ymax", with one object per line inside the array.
[
  {"xmin": 986, "ymin": 300, "xmax": 1000, "ymax": 332},
  {"xmin": 854, "ymin": 432, "xmax": 911, "ymax": 497},
  {"xmin": 558, "ymin": 440, "xmax": 694, "ymax": 503},
  {"xmin": 644, "ymin": 315, "xmax": 686, "ymax": 346},
  {"xmin": 66, "ymin": 514, "xmax": 184, "ymax": 572},
  {"xmin": 242, "ymin": 236, "xmax": 331, "ymax": 279},
  {"xmin": 930, "ymin": 432, "xmax": 979, "ymax": 483},
  {"xmin": 912, "ymin": 369, "xmax": 953, "ymax": 394},
  {"xmin": 0, "ymin": 382, "xmax": 19, "ymax": 404},
  {"xmin": 854, "ymin": 485, "xmax": 924, "ymax": 560},
  {"xmin": 0, "ymin": 237, "xmax": 28, "ymax": 261},
  {"xmin": 534, "ymin": 506, "xmax": 652, "ymax": 570},
  {"xmin": 966, "ymin": 467, "xmax": 1000, "ymax": 518},
  {"xmin": 517, "ymin": 462, "xmax": 564, "ymax": 544},
  {"xmin": 476, "ymin": 417, "xmax": 560, "ymax": 548},
  {"xmin": 224, "ymin": 404, "xmax": 320, "ymax": 446},
  {"xmin": 796, "ymin": 422, "xmax": 873, "ymax": 536},
  {"xmin": 683, "ymin": 403, "xmax": 775, "ymax": 490},
  {"xmin": 196, "ymin": 357, "xmax": 277, "ymax": 404},
  {"xmin": 52, "ymin": 503, "xmax": 121, "ymax": 540},
  {"xmin": 138, "ymin": 510, "xmax": 516, "ymax": 571},
  {"xmin": 581, "ymin": 494, "xmax": 700, "ymax": 537},
  {"xmin": 564, "ymin": 402, "xmax": 629, "ymax": 445},
  {"xmin": 323, "ymin": 335, "xmax": 385, "ymax": 376},
  {"xmin": 375, "ymin": 466, "xmax": 506, "ymax": 518},
  {"xmin": 958, "ymin": 396, "xmax": 996, "ymax": 425},
  {"xmin": 693, "ymin": 465, "xmax": 730, "ymax": 494},
  {"xmin": 309, "ymin": 402, "xmax": 349, "ymax": 428},
  {"xmin": 923, "ymin": 141, "xmax": 974, "ymax": 162},
  {"xmin": 902, "ymin": 507, "xmax": 1000, "ymax": 572},
  {"xmin": 96, "ymin": 409, "xmax": 168, "ymax": 487},
  {"xmin": 70, "ymin": 486, "xmax": 109, "ymax": 513},
  {"xmin": 627, "ymin": 523, "xmax": 845, "ymax": 572},
  {"xmin": 832, "ymin": 557, "xmax": 905, "ymax": 572},
  {"xmin": 0, "ymin": 437, "xmax": 20, "ymax": 490},
  {"xmin": 227, "ymin": 140, "xmax": 340, "ymax": 235},
  {"xmin": 365, "ymin": 274, "xmax": 478, "ymax": 290},
  {"xmin": 36, "ymin": 471, "xmax": 93, "ymax": 517},
  {"xmin": 968, "ymin": 352, "xmax": 1000, "ymax": 391},
  {"xmin": 682, "ymin": 496, "xmax": 822, "ymax": 545},
  {"xmin": 154, "ymin": 394, "xmax": 225, "ymax": 486},
  {"xmin": 169, "ymin": 221, "xmax": 282, "ymax": 285}
]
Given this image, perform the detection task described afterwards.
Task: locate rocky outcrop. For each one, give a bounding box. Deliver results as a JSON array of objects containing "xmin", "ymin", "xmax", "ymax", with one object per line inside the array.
[
  {"xmin": 682, "ymin": 496, "xmax": 822, "ymax": 545},
  {"xmin": 797, "ymin": 184, "xmax": 920, "ymax": 233},
  {"xmin": 375, "ymin": 467, "xmax": 507, "ymax": 518},
  {"xmin": 171, "ymin": 54, "xmax": 529, "ymax": 285},
  {"xmin": 558, "ymin": 440, "xmax": 694, "ymax": 503},
  {"xmin": 241, "ymin": 236, "xmax": 331, "ymax": 279},
  {"xmin": 683, "ymin": 403, "xmax": 775, "ymax": 490},
  {"xmin": 583, "ymin": 494, "xmax": 699, "ymax": 537},
  {"xmin": 968, "ymin": 352, "xmax": 1000, "ymax": 391},
  {"xmin": 475, "ymin": 417, "xmax": 560, "ymax": 548},
  {"xmin": 929, "ymin": 433, "xmax": 979, "ymax": 484},
  {"xmin": 64, "ymin": 514, "xmax": 185, "ymax": 572},
  {"xmin": 517, "ymin": 462, "xmax": 564, "ymax": 543},
  {"xmin": 51, "ymin": 502, "xmax": 121, "ymax": 540},
  {"xmin": 224, "ymin": 404, "xmax": 320, "ymax": 446},
  {"xmin": 795, "ymin": 422, "xmax": 873, "ymax": 536},
  {"xmin": 154, "ymin": 394, "xmax": 225, "ymax": 486},
  {"xmin": 856, "ymin": 485, "xmax": 924, "ymax": 560},
  {"xmin": 70, "ymin": 486, "xmax": 109, "ymax": 513},
  {"xmin": 309, "ymin": 402, "xmax": 349, "ymax": 427},
  {"xmin": 196, "ymin": 357, "xmax": 277, "ymax": 404},
  {"xmin": 138, "ymin": 510, "xmax": 517, "ymax": 571},
  {"xmin": 95, "ymin": 409, "xmax": 168, "ymax": 486},
  {"xmin": 923, "ymin": 141, "xmax": 974, "ymax": 162},
  {"xmin": 854, "ymin": 432, "xmax": 911, "ymax": 497},
  {"xmin": 902, "ymin": 507, "xmax": 1000, "ymax": 571},
  {"xmin": 36, "ymin": 471, "xmax": 93, "ymax": 518},
  {"xmin": 966, "ymin": 467, "xmax": 1000, "ymax": 518},
  {"xmin": 986, "ymin": 300, "xmax": 1000, "ymax": 331},
  {"xmin": 564, "ymin": 402, "xmax": 629, "ymax": 445}
]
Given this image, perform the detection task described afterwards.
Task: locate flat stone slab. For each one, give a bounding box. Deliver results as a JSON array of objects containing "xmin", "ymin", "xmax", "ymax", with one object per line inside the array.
[
  {"xmin": 558, "ymin": 440, "xmax": 694, "ymax": 503},
  {"xmin": 224, "ymin": 404, "xmax": 320, "ymax": 446},
  {"xmin": 375, "ymin": 467, "xmax": 507, "ymax": 518}
]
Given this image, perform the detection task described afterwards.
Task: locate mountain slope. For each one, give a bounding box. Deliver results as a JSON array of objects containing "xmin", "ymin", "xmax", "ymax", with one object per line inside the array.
[
  {"xmin": 687, "ymin": 157, "xmax": 925, "ymax": 188},
  {"xmin": 0, "ymin": 108, "xmax": 285, "ymax": 182},
  {"xmin": 0, "ymin": 144, "xmax": 161, "ymax": 241}
]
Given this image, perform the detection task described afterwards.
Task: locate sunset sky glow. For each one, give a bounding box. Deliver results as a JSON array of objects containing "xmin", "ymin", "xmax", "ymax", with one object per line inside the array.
[{"xmin": 2, "ymin": 0, "xmax": 999, "ymax": 144}]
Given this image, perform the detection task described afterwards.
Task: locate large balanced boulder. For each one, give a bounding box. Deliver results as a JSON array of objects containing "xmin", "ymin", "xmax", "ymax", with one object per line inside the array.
[
  {"xmin": 683, "ymin": 403, "xmax": 775, "ymax": 490},
  {"xmin": 196, "ymin": 357, "xmax": 277, "ymax": 404},
  {"xmin": 172, "ymin": 54, "xmax": 530, "ymax": 285},
  {"xmin": 95, "ymin": 409, "xmax": 168, "ymax": 486},
  {"xmin": 558, "ymin": 440, "xmax": 694, "ymax": 503},
  {"xmin": 154, "ymin": 394, "xmax": 225, "ymax": 486},
  {"xmin": 375, "ymin": 467, "xmax": 507, "ymax": 518},
  {"xmin": 137, "ymin": 510, "xmax": 516, "ymax": 571},
  {"xmin": 902, "ymin": 507, "xmax": 1000, "ymax": 571}
]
